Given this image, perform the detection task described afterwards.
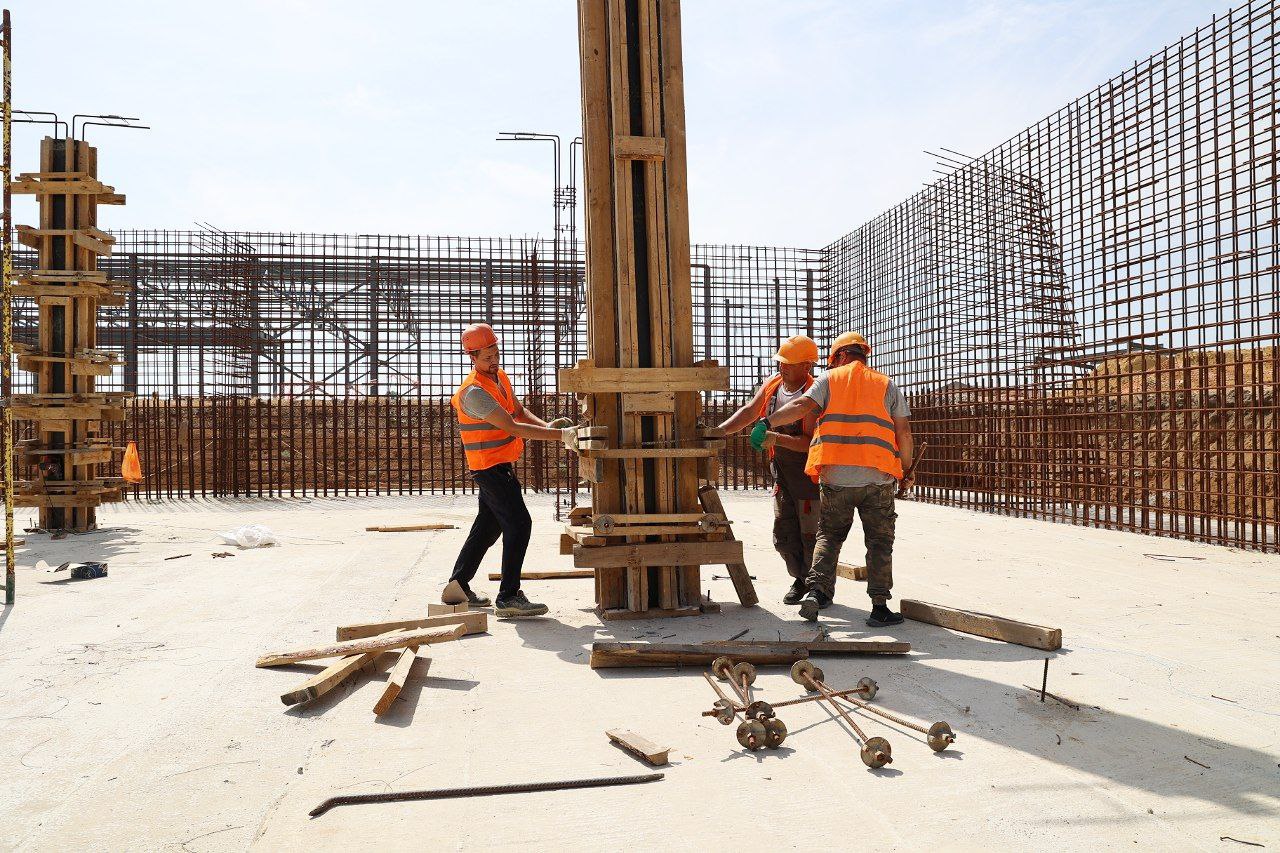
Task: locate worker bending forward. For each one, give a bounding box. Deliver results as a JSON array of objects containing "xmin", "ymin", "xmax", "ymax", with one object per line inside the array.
[
  {"xmin": 449, "ymin": 323, "xmax": 577, "ymax": 617},
  {"xmin": 719, "ymin": 335, "xmax": 820, "ymax": 604},
  {"xmin": 758, "ymin": 332, "xmax": 915, "ymax": 625}
]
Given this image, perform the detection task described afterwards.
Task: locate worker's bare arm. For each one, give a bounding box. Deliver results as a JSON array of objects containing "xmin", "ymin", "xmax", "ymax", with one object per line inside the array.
[
  {"xmin": 766, "ymin": 395, "xmax": 818, "ymax": 429},
  {"xmin": 483, "ymin": 406, "xmax": 562, "ymax": 442},
  {"xmin": 767, "ymin": 407, "xmax": 816, "ymax": 452},
  {"xmin": 717, "ymin": 384, "xmax": 768, "ymax": 435},
  {"xmin": 511, "ymin": 400, "xmax": 550, "ymax": 428},
  {"xmin": 894, "ymin": 416, "xmax": 914, "ymax": 481}
]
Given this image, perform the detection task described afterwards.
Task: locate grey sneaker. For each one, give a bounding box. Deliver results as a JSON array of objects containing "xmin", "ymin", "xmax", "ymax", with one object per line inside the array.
[
  {"xmin": 798, "ymin": 590, "xmax": 832, "ymax": 622},
  {"xmin": 495, "ymin": 591, "xmax": 548, "ymax": 618},
  {"xmin": 464, "ymin": 588, "xmax": 492, "ymax": 607}
]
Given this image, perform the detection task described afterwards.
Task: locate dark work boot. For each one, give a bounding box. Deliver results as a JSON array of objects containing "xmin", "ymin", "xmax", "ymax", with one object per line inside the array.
[
  {"xmin": 464, "ymin": 588, "xmax": 492, "ymax": 607},
  {"xmin": 798, "ymin": 590, "xmax": 832, "ymax": 622},
  {"xmin": 783, "ymin": 579, "xmax": 807, "ymax": 606},
  {"xmin": 495, "ymin": 591, "xmax": 548, "ymax": 618},
  {"xmin": 866, "ymin": 604, "xmax": 904, "ymax": 627}
]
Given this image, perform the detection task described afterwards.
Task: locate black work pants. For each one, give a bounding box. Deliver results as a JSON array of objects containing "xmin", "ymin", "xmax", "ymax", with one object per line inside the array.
[{"xmin": 449, "ymin": 463, "xmax": 531, "ymax": 600}]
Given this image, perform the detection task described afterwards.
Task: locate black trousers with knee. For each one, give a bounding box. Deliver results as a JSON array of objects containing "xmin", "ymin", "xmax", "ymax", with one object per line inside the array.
[{"xmin": 449, "ymin": 463, "xmax": 531, "ymax": 600}]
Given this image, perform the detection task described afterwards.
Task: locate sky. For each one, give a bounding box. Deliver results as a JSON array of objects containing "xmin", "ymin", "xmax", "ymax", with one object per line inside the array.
[{"xmin": 6, "ymin": 0, "xmax": 1231, "ymax": 248}]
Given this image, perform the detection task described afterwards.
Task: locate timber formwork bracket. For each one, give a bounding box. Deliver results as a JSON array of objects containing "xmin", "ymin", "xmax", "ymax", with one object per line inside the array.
[
  {"xmin": 570, "ymin": 0, "xmax": 748, "ymax": 619},
  {"xmin": 9, "ymin": 139, "xmax": 130, "ymax": 529}
]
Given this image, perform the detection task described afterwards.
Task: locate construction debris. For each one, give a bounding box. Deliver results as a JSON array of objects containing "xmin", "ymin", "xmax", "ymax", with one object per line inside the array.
[
  {"xmin": 485, "ymin": 570, "xmax": 594, "ymax": 581},
  {"xmin": 373, "ymin": 648, "xmax": 427, "ymax": 716},
  {"xmin": 365, "ymin": 523, "xmax": 458, "ymax": 532},
  {"xmin": 901, "ymin": 600, "xmax": 1062, "ymax": 650},
  {"xmin": 605, "ymin": 730, "xmax": 670, "ymax": 766},
  {"xmin": 335, "ymin": 611, "xmax": 487, "ymax": 642},
  {"xmin": 836, "ymin": 563, "xmax": 867, "ymax": 581},
  {"xmin": 590, "ymin": 642, "xmax": 804, "ymax": 669},
  {"xmin": 256, "ymin": 624, "xmax": 466, "ymax": 668},
  {"xmin": 708, "ymin": 639, "xmax": 911, "ymax": 656}
]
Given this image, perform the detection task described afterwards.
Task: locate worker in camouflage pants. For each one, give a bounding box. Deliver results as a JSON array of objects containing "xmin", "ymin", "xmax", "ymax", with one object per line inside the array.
[{"xmin": 755, "ymin": 332, "xmax": 915, "ymax": 626}]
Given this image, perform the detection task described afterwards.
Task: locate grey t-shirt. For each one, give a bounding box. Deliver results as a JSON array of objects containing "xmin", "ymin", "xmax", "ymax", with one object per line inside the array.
[
  {"xmin": 460, "ymin": 386, "xmax": 501, "ymax": 420},
  {"xmin": 803, "ymin": 371, "xmax": 910, "ymax": 487}
]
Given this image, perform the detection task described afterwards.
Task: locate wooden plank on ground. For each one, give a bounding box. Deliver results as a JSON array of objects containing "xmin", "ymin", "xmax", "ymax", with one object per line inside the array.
[
  {"xmin": 280, "ymin": 628, "xmax": 409, "ymax": 705},
  {"xmin": 708, "ymin": 639, "xmax": 911, "ymax": 655},
  {"xmin": 697, "ymin": 484, "xmax": 758, "ymax": 607},
  {"xmin": 589, "ymin": 641, "xmax": 806, "ymax": 669},
  {"xmin": 606, "ymin": 729, "xmax": 670, "ymax": 765},
  {"xmin": 837, "ymin": 563, "xmax": 867, "ymax": 581},
  {"xmin": 256, "ymin": 624, "xmax": 466, "ymax": 668},
  {"xmin": 486, "ymin": 570, "xmax": 595, "ymax": 581},
  {"xmin": 901, "ymin": 599, "xmax": 1063, "ymax": 651},
  {"xmin": 365, "ymin": 523, "xmax": 457, "ymax": 532},
  {"xmin": 335, "ymin": 610, "xmax": 487, "ymax": 642},
  {"xmin": 373, "ymin": 647, "xmax": 427, "ymax": 716}
]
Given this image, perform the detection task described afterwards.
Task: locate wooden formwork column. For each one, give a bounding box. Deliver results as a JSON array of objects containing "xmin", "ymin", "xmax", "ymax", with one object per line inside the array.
[
  {"xmin": 567, "ymin": 0, "xmax": 749, "ymax": 619},
  {"xmin": 10, "ymin": 137, "xmax": 129, "ymax": 530}
]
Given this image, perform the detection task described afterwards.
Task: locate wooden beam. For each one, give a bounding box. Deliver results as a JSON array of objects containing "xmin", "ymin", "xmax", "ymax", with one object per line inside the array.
[
  {"xmin": 280, "ymin": 629, "xmax": 409, "ymax": 706},
  {"xmin": 373, "ymin": 648, "xmax": 428, "ymax": 716},
  {"xmin": 365, "ymin": 523, "xmax": 457, "ymax": 532},
  {"xmin": 558, "ymin": 364, "xmax": 729, "ymax": 393},
  {"xmin": 622, "ymin": 391, "xmax": 675, "ymax": 413},
  {"xmin": 612, "ymin": 134, "xmax": 666, "ymax": 161},
  {"xmin": 697, "ymin": 484, "xmax": 758, "ymax": 607},
  {"xmin": 589, "ymin": 641, "xmax": 806, "ymax": 668},
  {"xmin": 256, "ymin": 624, "xmax": 466, "ymax": 668},
  {"xmin": 578, "ymin": 445, "xmax": 716, "ymax": 459},
  {"xmin": 901, "ymin": 600, "xmax": 1063, "ymax": 651},
  {"xmin": 573, "ymin": 539, "xmax": 742, "ymax": 569},
  {"xmin": 335, "ymin": 610, "xmax": 487, "ymax": 642},
  {"xmin": 606, "ymin": 729, "xmax": 670, "ymax": 765},
  {"xmin": 837, "ymin": 563, "xmax": 868, "ymax": 582},
  {"xmin": 599, "ymin": 604, "xmax": 701, "ymax": 621},
  {"xmin": 486, "ymin": 570, "xmax": 595, "ymax": 581},
  {"xmin": 708, "ymin": 640, "xmax": 911, "ymax": 655}
]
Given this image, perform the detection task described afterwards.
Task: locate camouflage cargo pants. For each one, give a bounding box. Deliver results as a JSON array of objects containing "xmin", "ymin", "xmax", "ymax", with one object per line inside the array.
[
  {"xmin": 773, "ymin": 479, "xmax": 819, "ymax": 581},
  {"xmin": 805, "ymin": 482, "xmax": 896, "ymax": 602}
]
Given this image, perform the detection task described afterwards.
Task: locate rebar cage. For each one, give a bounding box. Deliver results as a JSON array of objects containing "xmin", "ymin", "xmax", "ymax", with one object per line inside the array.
[{"xmin": 828, "ymin": 0, "xmax": 1280, "ymax": 551}]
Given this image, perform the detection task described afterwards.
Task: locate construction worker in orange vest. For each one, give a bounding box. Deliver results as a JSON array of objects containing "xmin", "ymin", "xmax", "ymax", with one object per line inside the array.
[
  {"xmin": 718, "ymin": 335, "xmax": 820, "ymax": 604},
  {"xmin": 449, "ymin": 323, "xmax": 579, "ymax": 617},
  {"xmin": 756, "ymin": 332, "xmax": 915, "ymax": 625}
]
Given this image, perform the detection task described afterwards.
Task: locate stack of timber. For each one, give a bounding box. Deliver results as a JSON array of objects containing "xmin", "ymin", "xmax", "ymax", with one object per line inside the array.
[
  {"xmin": 257, "ymin": 610, "xmax": 487, "ymax": 715},
  {"xmin": 8, "ymin": 139, "xmax": 129, "ymax": 530},
  {"xmin": 569, "ymin": 0, "xmax": 753, "ymax": 620}
]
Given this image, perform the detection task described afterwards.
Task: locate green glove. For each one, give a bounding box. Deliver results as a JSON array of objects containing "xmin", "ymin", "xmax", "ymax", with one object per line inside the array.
[{"xmin": 749, "ymin": 419, "xmax": 769, "ymax": 452}]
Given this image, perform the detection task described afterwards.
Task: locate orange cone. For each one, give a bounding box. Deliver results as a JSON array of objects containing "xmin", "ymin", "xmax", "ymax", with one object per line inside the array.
[{"xmin": 122, "ymin": 441, "xmax": 143, "ymax": 484}]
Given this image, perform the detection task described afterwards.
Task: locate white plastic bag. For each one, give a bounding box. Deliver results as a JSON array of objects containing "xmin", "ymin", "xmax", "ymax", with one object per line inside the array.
[{"xmin": 217, "ymin": 524, "xmax": 279, "ymax": 549}]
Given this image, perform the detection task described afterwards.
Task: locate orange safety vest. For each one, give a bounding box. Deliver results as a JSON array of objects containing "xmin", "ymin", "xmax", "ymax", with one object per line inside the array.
[
  {"xmin": 804, "ymin": 362, "xmax": 903, "ymax": 480},
  {"xmin": 757, "ymin": 373, "xmax": 814, "ymax": 460},
  {"xmin": 451, "ymin": 368, "xmax": 525, "ymax": 471}
]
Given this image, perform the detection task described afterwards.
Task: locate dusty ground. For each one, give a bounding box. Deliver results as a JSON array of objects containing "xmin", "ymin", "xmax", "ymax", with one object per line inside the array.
[{"xmin": 1, "ymin": 491, "xmax": 1277, "ymax": 852}]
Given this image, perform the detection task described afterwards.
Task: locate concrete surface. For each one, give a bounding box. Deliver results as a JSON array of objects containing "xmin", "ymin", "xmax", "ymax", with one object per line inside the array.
[{"xmin": 1, "ymin": 491, "xmax": 1277, "ymax": 852}]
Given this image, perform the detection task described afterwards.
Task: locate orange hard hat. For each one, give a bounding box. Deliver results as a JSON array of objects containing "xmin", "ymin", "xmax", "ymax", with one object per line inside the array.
[
  {"xmin": 773, "ymin": 335, "xmax": 819, "ymax": 365},
  {"xmin": 461, "ymin": 323, "xmax": 499, "ymax": 353},
  {"xmin": 827, "ymin": 331, "xmax": 871, "ymax": 365}
]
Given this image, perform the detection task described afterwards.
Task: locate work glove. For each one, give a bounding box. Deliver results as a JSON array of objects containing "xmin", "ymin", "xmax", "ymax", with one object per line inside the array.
[
  {"xmin": 761, "ymin": 431, "xmax": 778, "ymax": 451},
  {"xmin": 749, "ymin": 418, "xmax": 770, "ymax": 452},
  {"xmin": 547, "ymin": 417, "xmax": 573, "ymax": 430},
  {"xmin": 561, "ymin": 428, "xmax": 579, "ymax": 452}
]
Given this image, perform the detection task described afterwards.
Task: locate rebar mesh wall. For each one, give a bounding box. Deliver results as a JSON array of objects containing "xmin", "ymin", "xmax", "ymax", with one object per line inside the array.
[
  {"xmin": 13, "ymin": 232, "xmax": 823, "ymax": 497},
  {"xmin": 828, "ymin": 0, "xmax": 1279, "ymax": 551}
]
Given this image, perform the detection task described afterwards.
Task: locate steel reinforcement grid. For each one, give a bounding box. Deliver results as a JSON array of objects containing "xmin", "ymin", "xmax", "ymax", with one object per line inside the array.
[
  {"xmin": 9, "ymin": 232, "xmax": 825, "ymax": 501},
  {"xmin": 827, "ymin": 0, "xmax": 1279, "ymax": 551}
]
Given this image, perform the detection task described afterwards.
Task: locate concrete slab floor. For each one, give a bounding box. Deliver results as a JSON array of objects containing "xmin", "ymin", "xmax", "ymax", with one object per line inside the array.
[{"xmin": 1, "ymin": 492, "xmax": 1277, "ymax": 851}]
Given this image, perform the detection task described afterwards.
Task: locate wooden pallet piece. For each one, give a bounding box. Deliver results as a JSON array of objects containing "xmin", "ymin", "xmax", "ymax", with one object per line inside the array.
[
  {"xmin": 606, "ymin": 729, "xmax": 670, "ymax": 766},
  {"xmin": 255, "ymin": 623, "xmax": 466, "ymax": 668},
  {"xmin": 365, "ymin": 523, "xmax": 458, "ymax": 532},
  {"xmin": 486, "ymin": 570, "xmax": 595, "ymax": 581},
  {"xmin": 589, "ymin": 641, "xmax": 806, "ymax": 669},
  {"xmin": 901, "ymin": 600, "xmax": 1063, "ymax": 651},
  {"xmin": 837, "ymin": 563, "xmax": 868, "ymax": 582},
  {"xmin": 572, "ymin": 539, "xmax": 743, "ymax": 569}
]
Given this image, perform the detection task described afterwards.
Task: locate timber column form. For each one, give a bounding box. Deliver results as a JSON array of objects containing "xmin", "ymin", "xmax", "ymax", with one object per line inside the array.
[
  {"xmin": 566, "ymin": 0, "xmax": 743, "ymax": 619},
  {"xmin": 10, "ymin": 137, "xmax": 128, "ymax": 530}
]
